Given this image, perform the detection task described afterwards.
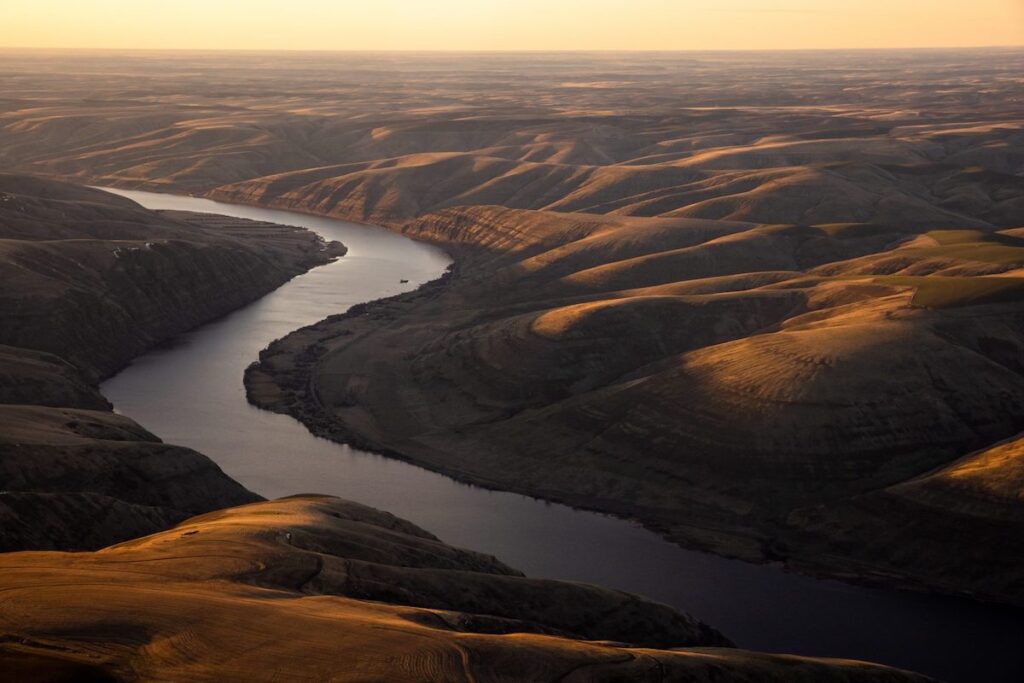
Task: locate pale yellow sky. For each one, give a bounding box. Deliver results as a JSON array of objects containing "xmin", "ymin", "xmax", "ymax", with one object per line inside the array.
[{"xmin": 2, "ymin": 0, "xmax": 1022, "ymax": 51}]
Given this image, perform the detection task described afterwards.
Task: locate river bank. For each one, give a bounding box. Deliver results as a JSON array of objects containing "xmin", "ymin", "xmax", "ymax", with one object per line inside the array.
[
  {"xmin": 102, "ymin": 189, "xmax": 1024, "ymax": 683},
  {"xmin": 0, "ymin": 176, "xmax": 344, "ymax": 552}
]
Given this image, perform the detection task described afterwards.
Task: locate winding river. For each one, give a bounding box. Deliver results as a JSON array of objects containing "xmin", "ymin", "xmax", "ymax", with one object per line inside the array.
[{"xmin": 100, "ymin": 189, "xmax": 1024, "ymax": 683}]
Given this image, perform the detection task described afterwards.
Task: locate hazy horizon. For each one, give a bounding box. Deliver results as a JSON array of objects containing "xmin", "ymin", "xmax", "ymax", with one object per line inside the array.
[
  {"xmin": 2, "ymin": 13, "xmax": 1024, "ymax": 683},
  {"xmin": 2, "ymin": 45, "xmax": 1023, "ymax": 54},
  {"xmin": 3, "ymin": 0, "xmax": 1022, "ymax": 51}
]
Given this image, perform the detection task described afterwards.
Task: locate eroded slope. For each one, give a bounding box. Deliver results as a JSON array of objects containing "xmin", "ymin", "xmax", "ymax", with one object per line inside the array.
[
  {"xmin": 0, "ymin": 176, "xmax": 344, "ymax": 551},
  {"xmin": 249, "ymin": 205, "xmax": 1024, "ymax": 603},
  {"xmin": 0, "ymin": 495, "xmax": 932, "ymax": 683}
]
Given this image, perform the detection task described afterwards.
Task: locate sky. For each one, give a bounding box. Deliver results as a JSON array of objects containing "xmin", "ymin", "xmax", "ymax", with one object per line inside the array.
[{"xmin": 2, "ymin": 0, "xmax": 1022, "ymax": 51}]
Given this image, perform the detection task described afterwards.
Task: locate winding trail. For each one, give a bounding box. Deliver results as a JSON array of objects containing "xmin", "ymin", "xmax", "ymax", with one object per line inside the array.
[{"xmin": 100, "ymin": 189, "xmax": 1024, "ymax": 683}]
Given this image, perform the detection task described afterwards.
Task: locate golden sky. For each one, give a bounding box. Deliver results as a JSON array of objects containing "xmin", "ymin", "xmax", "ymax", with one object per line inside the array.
[{"xmin": 2, "ymin": 0, "xmax": 1022, "ymax": 51}]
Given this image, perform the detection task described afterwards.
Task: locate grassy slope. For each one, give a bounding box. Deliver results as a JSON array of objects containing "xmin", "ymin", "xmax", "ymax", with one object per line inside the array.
[
  {"xmin": 2, "ymin": 51, "xmax": 1023, "ymax": 604},
  {"xmin": 0, "ymin": 496, "xmax": 932, "ymax": 683},
  {"xmin": 248, "ymin": 207, "xmax": 1024, "ymax": 604}
]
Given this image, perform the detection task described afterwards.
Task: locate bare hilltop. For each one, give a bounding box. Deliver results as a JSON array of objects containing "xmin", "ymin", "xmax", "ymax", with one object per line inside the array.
[
  {"xmin": 0, "ymin": 48, "xmax": 1022, "ymax": 679},
  {"xmin": 4, "ymin": 48, "xmax": 1023, "ymax": 598},
  {"xmin": 0, "ymin": 177, "xmax": 929, "ymax": 681}
]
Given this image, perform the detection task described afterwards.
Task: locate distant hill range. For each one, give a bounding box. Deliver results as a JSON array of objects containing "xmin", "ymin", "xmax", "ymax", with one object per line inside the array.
[
  {"xmin": 0, "ymin": 174, "xmax": 936, "ymax": 682},
  {"xmin": 3, "ymin": 49, "xmax": 1024, "ymax": 608}
]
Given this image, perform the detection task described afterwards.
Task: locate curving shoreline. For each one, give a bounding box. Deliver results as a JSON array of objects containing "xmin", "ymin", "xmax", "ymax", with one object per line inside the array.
[
  {"xmin": 0, "ymin": 176, "xmax": 343, "ymax": 552},
  {"xmin": 241, "ymin": 201, "xmax": 1024, "ymax": 611},
  {"xmin": 96, "ymin": 188, "xmax": 1024, "ymax": 682},
  {"xmin": 87, "ymin": 182, "xmax": 1024, "ymax": 612},
  {"xmin": 242, "ymin": 242, "xmax": 1024, "ymax": 604},
  {"xmin": 2, "ymin": 47, "xmax": 1020, "ymax": 682}
]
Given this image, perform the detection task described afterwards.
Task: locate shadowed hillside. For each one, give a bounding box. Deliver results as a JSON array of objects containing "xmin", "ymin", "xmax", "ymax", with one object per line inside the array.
[
  {"xmin": 0, "ymin": 176, "xmax": 343, "ymax": 551},
  {"xmin": 0, "ymin": 176, "xmax": 929, "ymax": 683},
  {"xmin": 248, "ymin": 204, "xmax": 1024, "ymax": 603},
  {"xmin": 3, "ymin": 49, "xmax": 1023, "ymax": 607},
  {"xmin": 0, "ymin": 495, "xmax": 933, "ymax": 683}
]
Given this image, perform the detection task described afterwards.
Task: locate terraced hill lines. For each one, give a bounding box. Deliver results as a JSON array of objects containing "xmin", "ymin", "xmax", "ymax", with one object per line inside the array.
[
  {"xmin": 0, "ymin": 176, "xmax": 344, "ymax": 552},
  {"xmin": 2, "ymin": 48, "xmax": 1023, "ymax": 608},
  {"xmin": 0, "ymin": 496, "xmax": 933, "ymax": 683},
  {"xmin": 248, "ymin": 198, "xmax": 1024, "ymax": 603}
]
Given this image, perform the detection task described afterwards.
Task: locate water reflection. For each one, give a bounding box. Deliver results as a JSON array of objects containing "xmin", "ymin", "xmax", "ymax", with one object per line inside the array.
[{"xmin": 101, "ymin": 189, "xmax": 1024, "ymax": 683}]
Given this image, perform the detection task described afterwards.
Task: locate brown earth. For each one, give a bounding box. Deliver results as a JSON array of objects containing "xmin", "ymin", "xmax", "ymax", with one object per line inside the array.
[
  {"xmin": 0, "ymin": 174, "xmax": 929, "ymax": 682},
  {"xmin": 2, "ymin": 49, "xmax": 1023, "ymax": 606},
  {"xmin": 0, "ymin": 175, "xmax": 344, "ymax": 551},
  {"xmin": 247, "ymin": 206, "xmax": 1024, "ymax": 604},
  {"xmin": 0, "ymin": 174, "xmax": 344, "ymax": 379},
  {"xmin": 0, "ymin": 176, "xmax": 908, "ymax": 682},
  {"xmin": 0, "ymin": 495, "xmax": 933, "ymax": 683}
]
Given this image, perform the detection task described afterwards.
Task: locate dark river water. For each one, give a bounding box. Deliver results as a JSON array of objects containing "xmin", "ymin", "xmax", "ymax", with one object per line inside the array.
[{"xmin": 100, "ymin": 189, "xmax": 1024, "ymax": 683}]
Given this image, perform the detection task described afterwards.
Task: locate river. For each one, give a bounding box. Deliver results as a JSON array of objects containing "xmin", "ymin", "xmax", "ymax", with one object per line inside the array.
[{"xmin": 100, "ymin": 188, "xmax": 1024, "ymax": 683}]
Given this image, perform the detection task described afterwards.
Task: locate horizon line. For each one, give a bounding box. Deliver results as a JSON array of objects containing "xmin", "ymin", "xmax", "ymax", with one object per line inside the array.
[{"xmin": 1, "ymin": 44, "xmax": 1022, "ymax": 54}]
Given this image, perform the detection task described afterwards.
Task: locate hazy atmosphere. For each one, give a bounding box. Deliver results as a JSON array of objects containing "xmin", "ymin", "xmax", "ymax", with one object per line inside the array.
[
  {"xmin": 2, "ymin": 0, "xmax": 1022, "ymax": 50},
  {"xmin": 2, "ymin": 4, "xmax": 1024, "ymax": 683}
]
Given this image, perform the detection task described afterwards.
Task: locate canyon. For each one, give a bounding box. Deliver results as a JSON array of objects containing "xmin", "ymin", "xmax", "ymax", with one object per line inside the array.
[{"xmin": 2, "ymin": 48, "xmax": 1023, "ymax": 681}]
